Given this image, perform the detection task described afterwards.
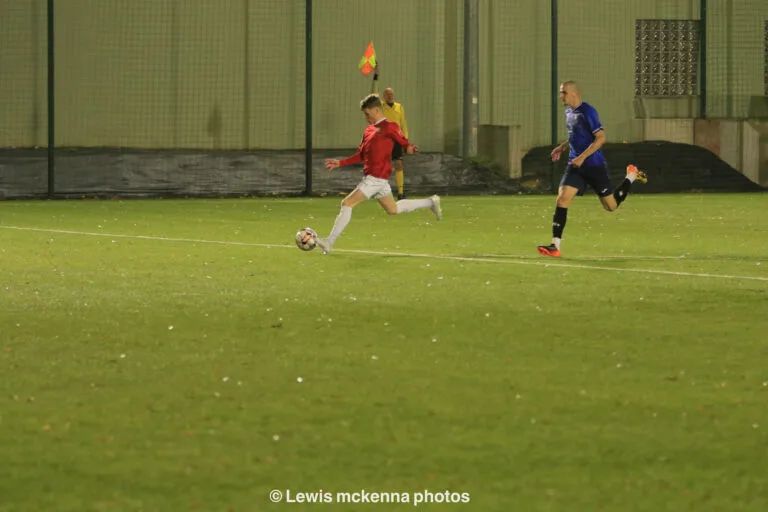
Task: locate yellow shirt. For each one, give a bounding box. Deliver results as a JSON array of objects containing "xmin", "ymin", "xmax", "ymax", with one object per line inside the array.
[{"xmin": 372, "ymin": 82, "xmax": 408, "ymax": 139}]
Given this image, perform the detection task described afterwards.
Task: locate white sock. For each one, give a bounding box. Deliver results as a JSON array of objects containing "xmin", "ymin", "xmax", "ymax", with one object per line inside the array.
[
  {"xmin": 626, "ymin": 173, "xmax": 637, "ymax": 184},
  {"xmin": 552, "ymin": 237, "xmax": 561, "ymax": 250},
  {"xmin": 327, "ymin": 206, "xmax": 352, "ymax": 246},
  {"xmin": 396, "ymin": 198, "xmax": 433, "ymax": 214}
]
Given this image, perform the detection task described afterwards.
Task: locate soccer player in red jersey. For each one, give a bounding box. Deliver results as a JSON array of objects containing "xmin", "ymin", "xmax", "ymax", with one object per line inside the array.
[{"xmin": 316, "ymin": 94, "xmax": 442, "ymax": 254}]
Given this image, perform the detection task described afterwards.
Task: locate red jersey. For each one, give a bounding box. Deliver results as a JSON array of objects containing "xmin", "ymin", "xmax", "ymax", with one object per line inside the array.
[{"xmin": 338, "ymin": 118, "xmax": 409, "ymax": 179}]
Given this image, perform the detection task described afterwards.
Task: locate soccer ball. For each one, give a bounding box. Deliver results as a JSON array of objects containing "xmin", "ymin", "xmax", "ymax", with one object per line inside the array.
[{"xmin": 295, "ymin": 227, "xmax": 318, "ymax": 251}]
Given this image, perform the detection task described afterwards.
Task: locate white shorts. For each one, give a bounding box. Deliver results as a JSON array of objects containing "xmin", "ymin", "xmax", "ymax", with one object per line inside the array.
[{"xmin": 355, "ymin": 175, "xmax": 392, "ymax": 200}]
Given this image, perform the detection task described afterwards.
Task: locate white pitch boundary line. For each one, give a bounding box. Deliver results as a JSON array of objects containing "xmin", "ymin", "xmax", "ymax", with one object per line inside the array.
[
  {"xmin": 475, "ymin": 252, "xmax": 688, "ymax": 261},
  {"xmin": 1, "ymin": 225, "xmax": 766, "ymax": 283}
]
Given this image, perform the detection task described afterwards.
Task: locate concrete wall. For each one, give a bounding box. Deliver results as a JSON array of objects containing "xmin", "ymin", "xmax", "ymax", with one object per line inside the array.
[
  {"xmin": 1, "ymin": 0, "xmax": 765, "ymax": 153},
  {"xmin": 478, "ymin": 0, "xmax": 551, "ymax": 159},
  {"xmin": 0, "ymin": 0, "xmax": 462, "ymax": 152},
  {"xmin": 706, "ymin": 0, "xmax": 768, "ymax": 118},
  {"xmin": 0, "ymin": 0, "xmax": 48, "ymax": 147},
  {"xmin": 556, "ymin": 0, "xmax": 700, "ymax": 144},
  {"xmin": 693, "ymin": 119, "xmax": 768, "ymax": 185}
]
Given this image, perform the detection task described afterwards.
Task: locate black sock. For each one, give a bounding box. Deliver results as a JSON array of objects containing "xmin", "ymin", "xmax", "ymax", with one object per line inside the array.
[
  {"xmin": 552, "ymin": 206, "xmax": 567, "ymax": 240},
  {"xmin": 612, "ymin": 178, "xmax": 632, "ymax": 206}
]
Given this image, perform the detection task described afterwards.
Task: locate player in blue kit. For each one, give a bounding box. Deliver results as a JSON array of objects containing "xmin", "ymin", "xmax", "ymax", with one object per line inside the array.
[{"xmin": 538, "ymin": 81, "xmax": 647, "ymax": 257}]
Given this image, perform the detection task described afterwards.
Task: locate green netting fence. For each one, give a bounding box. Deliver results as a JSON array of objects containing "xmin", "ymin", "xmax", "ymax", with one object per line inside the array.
[{"xmin": 0, "ymin": 0, "xmax": 765, "ymax": 198}]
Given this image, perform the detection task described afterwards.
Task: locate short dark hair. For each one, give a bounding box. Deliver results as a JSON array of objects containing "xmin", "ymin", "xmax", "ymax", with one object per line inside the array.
[{"xmin": 360, "ymin": 93, "xmax": 382, "ymax": 110}]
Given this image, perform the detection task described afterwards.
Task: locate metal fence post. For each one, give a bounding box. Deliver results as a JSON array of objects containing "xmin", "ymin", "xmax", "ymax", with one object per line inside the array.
[
  {"xmin": 462, "ymin": 0, "xmax": 479, "ymax": 158},
  {"xmin": 47, "ymin": 0, "xmax": 55, "ymax": 197},
  {"xmin": 699, "ymin": 0, "xmax": 707, "ymax": 118},
  {"xmin": 550, "ymin": 0, "xmax": 559, "ymax": 190},
  {"xmin": 304, "ymin": 0, "xmax": 313, "ymax": 196}
]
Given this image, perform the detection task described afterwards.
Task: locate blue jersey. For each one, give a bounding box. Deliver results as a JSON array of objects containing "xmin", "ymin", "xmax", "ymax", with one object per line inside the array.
[{"xmin": 565, "ymin": 102, "xmax": 605, "ymax": 166}]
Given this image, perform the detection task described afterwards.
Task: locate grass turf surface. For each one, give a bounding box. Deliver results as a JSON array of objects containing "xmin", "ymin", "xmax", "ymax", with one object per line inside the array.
[{"xmin": 1, "ymin": 193, "xmax": 767, "ymax": 511}]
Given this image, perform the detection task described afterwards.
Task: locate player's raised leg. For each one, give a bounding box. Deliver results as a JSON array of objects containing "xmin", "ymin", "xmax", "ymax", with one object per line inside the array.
[
  {"xmin": 599, "ymin": 164, "xmax": 648, "ymax": 212},
  {"xmin": 538, "ymin": 185, "xmax": 578, "ymax": 257},
  {"xmin": 379, "ymin": 194, "xmax": 441, "ymax": 220},
  {"xmin": 316, "ymin": 188, "xmax": 367, "ymax": 254}
]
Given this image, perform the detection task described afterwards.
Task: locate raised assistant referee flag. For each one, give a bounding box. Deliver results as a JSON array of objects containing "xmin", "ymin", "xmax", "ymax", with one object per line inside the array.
[{"xmin": 358, "ymin": 42, "xmax": 376, "ymax": 76}]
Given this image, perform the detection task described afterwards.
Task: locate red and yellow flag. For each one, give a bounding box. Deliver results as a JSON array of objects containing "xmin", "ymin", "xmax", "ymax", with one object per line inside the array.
[{"xmin": 358, "ymin": 42, "xmax": 376, "ymax": 76}]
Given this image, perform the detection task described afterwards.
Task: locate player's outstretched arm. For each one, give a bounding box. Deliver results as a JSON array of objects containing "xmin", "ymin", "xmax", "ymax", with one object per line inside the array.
[
  {"xmin": 388, "ymin": 123, "xmax": 417, "ymax": 154},
  {"xmin": 551, "ymin": 140, "xmax": 569, "ymax": 161},
  {"xmin": 571, "ymin": 130, "xmax": 605, "ymax": 167},
  {"xmin": 571, "ymin": 105, "xmax": 606, "ymax": 166},
  {"xmin": 325, "ymin": 150, "xmax": 362, "ymax": 171}
]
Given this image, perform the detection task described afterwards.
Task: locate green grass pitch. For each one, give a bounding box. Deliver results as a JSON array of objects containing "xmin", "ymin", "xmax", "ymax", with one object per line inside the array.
[{"xmin": 1, "ymin": 193, "xmax": 767, "ymax": 511}]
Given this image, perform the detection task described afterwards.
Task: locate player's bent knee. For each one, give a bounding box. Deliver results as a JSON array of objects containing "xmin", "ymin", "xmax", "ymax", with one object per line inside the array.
[
  {"xmin": 383, "ymin": 203, "xmax": 398, "ymax": 215},
  {"xmin": 555, "ymin": 193, "xmax": 573, "ymax": 208}
]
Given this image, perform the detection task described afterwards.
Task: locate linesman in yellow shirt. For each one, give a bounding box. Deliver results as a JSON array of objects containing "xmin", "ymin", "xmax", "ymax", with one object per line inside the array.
[{"xmin": 372, "ymin": 65, "xmax": 409, "ymax": 199}]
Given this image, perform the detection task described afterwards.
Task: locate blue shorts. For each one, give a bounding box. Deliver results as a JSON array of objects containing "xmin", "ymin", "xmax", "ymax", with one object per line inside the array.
[{"xmin": 559, "ymin": 163, "xmax": 613, "ymax": 197}]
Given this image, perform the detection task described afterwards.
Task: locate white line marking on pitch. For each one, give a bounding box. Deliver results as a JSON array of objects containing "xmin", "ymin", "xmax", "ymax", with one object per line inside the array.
[
  {"xmin": 475, "ymin": 253, "xmax": 688, "ymax": 261},
  {"xmin": 1, "ymin": 225, "xmax": 766, "ymax": 282}
]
